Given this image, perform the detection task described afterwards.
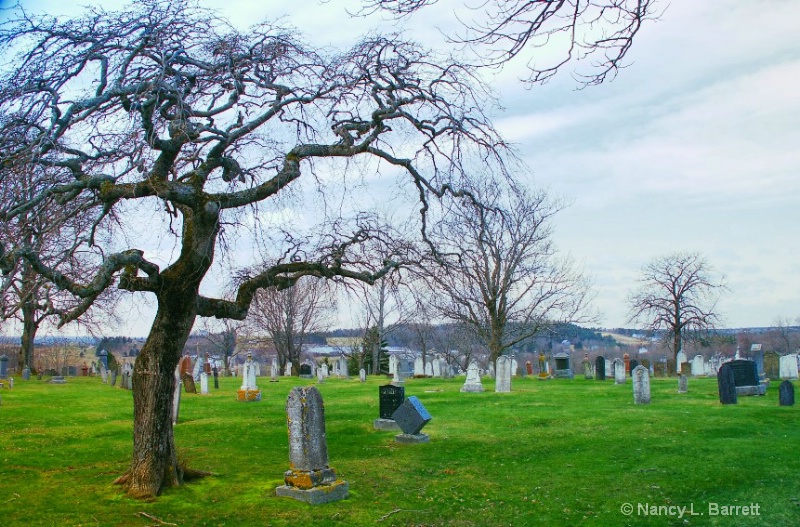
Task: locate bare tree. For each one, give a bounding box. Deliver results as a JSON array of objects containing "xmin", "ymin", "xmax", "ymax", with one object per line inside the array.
[
  {"xmin": 421, "ymin": 183, "xmax": 593, "ymax": 363},
  {"xmin": 0, "ymin": 0, "xmax": 656, "ymax": 498},
  {"xmin": 353, "ymin": 274, "xmax": 410, "ymax": 374},
  {"xmin": 248, "ymin": 275, "xmax": 334, "ymax": 375},
  {"xmin": 627, "ymin": 252, "xmax": 727, "ymax": 362},
  {"xmin": 766, "ymin": 316, "xmax": 800, "ymax": 355},
  {"xmin": 362, "ymin": 0, "xmax": 659, "ymax": 85},
  {"xmin": 199, "ymin": 318, "xmax": 242, "ymax": 376}
]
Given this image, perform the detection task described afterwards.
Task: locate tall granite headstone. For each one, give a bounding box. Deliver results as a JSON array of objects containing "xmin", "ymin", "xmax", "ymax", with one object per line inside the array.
[
  {"xmin": 779, "ymin": 380, "xmax": 794, "ymax": 406},
  {"xmin": 495, "ymin": 356, "xmax": 512, "ymax": 393},
  {"xmin": 678, "ymin": 374, "xmax": 688, "ymax": 394},
  {"xmin": 717, "ymin": 363, "xmax": 737, "ymax": 405},
  {"xmin": 595, "ymin": 356, "xmax": 605, "ymax": 381},
  {"xmin": 613, "ymin": 359, "xmax": 626, "ymax": 385},
  {"xmin": 632, "ymin": 365, "xmax": 650, "ymax": 405},
  {"xmin": 275, "ymin": 386, "xmax": 348, "ymax": 504}
]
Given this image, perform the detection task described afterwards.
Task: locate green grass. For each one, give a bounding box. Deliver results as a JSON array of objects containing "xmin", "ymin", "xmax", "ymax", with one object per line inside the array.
[{"xmin": 1, "ymin": 375, "xmax": 798, "ymax": 526}]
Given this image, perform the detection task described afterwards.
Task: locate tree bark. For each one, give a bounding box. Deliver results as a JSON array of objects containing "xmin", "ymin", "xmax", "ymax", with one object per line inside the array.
[
  {"xmin": 18, "ymin": 301, "xmax": 38, "ymax": 373},
  {"xmin": 115, "ymin": 290, "xmax": 197, "ymax": 498}
]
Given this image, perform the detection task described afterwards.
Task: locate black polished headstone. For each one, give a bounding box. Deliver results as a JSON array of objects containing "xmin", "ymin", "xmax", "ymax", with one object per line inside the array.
[
  {"xmin": 717, "ymin": 363, "xmax": 737, "ymax": 405},
  {"xmin": 728, "ymin": 359, "xmax": 759, "ymax": 387},
  {"xmin": 299, "ymin": 364, "xmax": 312, "ymax": 376},
  {"xmin": 213, "ymin": 367, "xmax": 219, "ymax": 389},
  {"xmin": 379, "ymin": 384, "xmax": 405, "ymax": 419},
  {"xmin": 392, "ymin": 396, "xmax": 432, "ymax": 435},
  {"xmin": 595, "ymin": 356, "xmax": 605, "ymax": 381},
  {"xmin": 779, "ymin": 380, "xmax": 795, "ymax": 406}
]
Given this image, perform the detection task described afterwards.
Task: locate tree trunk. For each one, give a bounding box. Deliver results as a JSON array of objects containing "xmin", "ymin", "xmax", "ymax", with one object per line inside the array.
[
  {"xmin": 18, "ymin": 301, "xmax": 38, "ymax": 373},
  {"xmin": 115, "ymin": 290, "xmax": 198, "ymax": 498}
]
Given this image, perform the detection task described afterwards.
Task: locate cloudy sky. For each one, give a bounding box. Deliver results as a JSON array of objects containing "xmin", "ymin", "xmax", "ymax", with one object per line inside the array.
[{"xmin": 2, "ymin": 0, "xmax": 798, "ymax": 336}]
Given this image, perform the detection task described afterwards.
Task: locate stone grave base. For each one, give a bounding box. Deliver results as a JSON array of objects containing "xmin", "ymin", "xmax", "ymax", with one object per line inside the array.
[
  {"xmin": 49, "ymin": 376, "xmax": 67, "ymax": 384},
  {"xmin": 299, "ymin": 374, "xmax": 314, "ymax": 379},
  {"xmin": 237, "ymin": 389, "xmax": 262, "ymax": 402},
  {"xmin": 373, "ymin": 418, "xmax": 401, "ymax": 431},
  {"xmin": 460, "ymin": 384, "xmax": 484, "ymax": 393},
  {"xmin": 275, "ymin": 480, "xmax": 349, "ymax": 505},
  {"xmin": 537, "ymin": 374, "xmax": 549, "ymax": 381},
  {"xmin": 554, "ymin": 369, "xmax": 574, "ymax": 379},
  {"xmin": 395, "ymin": 433, "xmax": 429, "ymax": 444},
  {"xmin": 735, "ymin": 384, "xmax": 767, "ymax": 396}
]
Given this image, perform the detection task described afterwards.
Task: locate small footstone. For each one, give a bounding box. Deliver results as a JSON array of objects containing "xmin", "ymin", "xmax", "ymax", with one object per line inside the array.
[
  {"xmin": 373, "ymin": 418, "xmax": 401, "ymax": 431},
  {"xmin": 395, "ymin": 433, "xmax": 430, "ymax": 444}
]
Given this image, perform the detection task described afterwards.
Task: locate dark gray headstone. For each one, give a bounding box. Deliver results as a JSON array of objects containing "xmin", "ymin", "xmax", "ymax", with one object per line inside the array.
[
  {"xmin": 110, "ymin": 370, "xmax": 117, "ymax": 387},
  {"xmin": 299, "ymin": 364, "xmax": 312, "ymax": 376},
  {"xmin": 392, "ymin": 396, "xmax": 432, "ymax": 435},
  {"xmin": 678, "ymin": 374, "xmax": 688, "ymax": 394},
  {"xmin": 379, "ymin": 384, "xmax": 405, "ymax": 419},
  {"xmin": 213, "ymin": 367, "xmax": 219, "ymax": 389},
  {"xmin": 717, "ymin": 363, "xmax": 737, "ymax": 405},
  {"xmin": 595, "ymin": 356, "xmax": 605, "ymax": 380},
  {"xmin": 0, "ymin": 355, "xmax": 8, "ymax": 379},
  {"xmin": 628, "ymin": 359, "xmax": 639, "ymax": 376},
  {"xmin": 728, "ymin": 360, "xmax": 759, "ymax": 387},
  {"xmin": 779, "ymin": 380, "xmax": 795, "ymax": 406},
  {"xmin": 22, "ymin": 367, "xmax": 31, "ymax": 381}
]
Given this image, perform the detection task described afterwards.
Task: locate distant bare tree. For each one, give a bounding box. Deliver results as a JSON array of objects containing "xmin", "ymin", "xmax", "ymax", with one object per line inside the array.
[
  {"xmin": 767, "ymin": 316, "xmax": 800, "ymax": 355},
  {"xmin": 354, "ymin": 275, "xmax": 410, "ymax": 374},
  {"xmin": 627, "ymin": 252, "xmax": 727, "ymax": 362},
  {"xmin": 248, "ymin": 275, "xmax": 334, "ymax": 375},
  {"xmin": 362, "ymin": 0, "xmax": 659, "ymax": 85},
  {"xmin": 421, "ymin": 183, "xmax": 593, "ymax": 363},
  {"xmin": 199, "ymin": 318, "xmax": 242, "ymax": 376}
]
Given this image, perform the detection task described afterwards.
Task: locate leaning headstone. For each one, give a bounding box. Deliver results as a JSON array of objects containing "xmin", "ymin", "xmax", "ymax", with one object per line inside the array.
[
  {"xmin": 779, "ymin": 381, "xmax": 795, "ymax": 406},
  {"xmin": 632, "ymin": 365, "xmax": 650, "ymax": 405},
  {"xmin": 717, "ymin": 363, "xmax": 737, "ymax": 405},
  {"xmin": 495, "ymin": 356, "xmax": 512, "ymax": 393},
  {"xmin": 181, "ymin": 372, "xmax": 197, "ymax": 394},
  {"xmin": 613, "ymin": 359, "xmax": 626, "ymax": 385},
  {"xmin": 392, "ymin": 396, "xmax": 432, "ymax": 443},
  {"xmin": 275, "ymin": 387, "xmax": 349, "ymax": 504},
  {"xmin": 375, "ymin": 384, "xmax": 404, "ymax": 431},
  {"xmin": 22, "ymin": 367, "xmax": 31, "ymax": 381},
  {"xmin": 460, "ymin": 362, "xmax": 484, "ymax": 393},
  {"xmin": 678, "ymin": 374, "xmax": 688, "ymax": 394},
  {"xmin": 595, "ymin": 356, "xmax": 606, "ymax": 381}
]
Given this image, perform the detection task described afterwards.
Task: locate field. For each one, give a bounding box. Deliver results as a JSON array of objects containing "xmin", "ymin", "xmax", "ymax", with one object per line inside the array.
[{"xmin": 0, "ymin": 374, "xmax": 798, "ymax": 526}]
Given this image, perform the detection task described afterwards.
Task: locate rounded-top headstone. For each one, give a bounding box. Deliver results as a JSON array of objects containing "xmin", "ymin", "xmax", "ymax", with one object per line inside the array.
[{"xmin": 779, "ymin": 380, "xmax": 795, "ymax": 407}]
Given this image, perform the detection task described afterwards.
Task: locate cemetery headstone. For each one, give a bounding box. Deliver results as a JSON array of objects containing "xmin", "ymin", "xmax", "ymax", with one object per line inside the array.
[
  {"xmin": 181, "ymin": 372, "xmax": 197, "ymax": 394},
  {"xmin": 666, "ymin": 359, "xmax": 676, "ymax": 377},
  {"xmin": 237, "ymin": 352, "xmax": 261, "ymax": 401},
  {"xmin": 316, "ymin": 368, "xmax": 324, "ymax": 383},
  {"xmin": 728, "ymin": 359, "xmax": 766, "ymax": 395},
  {"xmin": 691, "ymin": 355, "xmax": 705, "ymax": 376},
  {"xmin": 299, "ymin": 363, "xmax": 313, "ymax": 379},
  {"xmin": 553, "ymin": 352, "xmax": 573, "ymax": 379},
  {"xmin": 632, "ymin": 365, "xmax": 650, "ymax": 404},
  {"xmin": 779, "ymin": 380, "xmax": 794, "ymax": 406},
  {"xmin": 414, "ymin": 357, "xmax": 424, "ymax": 377},
  {"xmin": 271, "ymin": 359, "xmax": 279, "ymax": 382},
  {"xmin": 595, "ymin": 356, "xmax": 605, "ymax": 381},
  {"xmin": 613, "ymin": 359, "xmax": 626, "ymax": 384},
  {"xmin": 284, "ymin": 361, "xmax": 293, "ymax": 377},
  {"xmin": 779, "ymin": 354, "xmax": 799, "ymax": 380},
  {"xmin": 0, "ymin": 355, "xmax": 8, "ymax": 379},
  {"xmin": 375, "ymin": 384, "xmax": 404, "ymax": 431},
  {"xmin": 460, "ymin": 362, "xmax": 484, "ymax": 392},
  {"xmin": 583, "ymin": 356, "xmax": 593, "ymax": 380},
  {"xmin": 717, "ymin": 363, "xmax": 737, "ymax": 405},
  {"xmin": 22, "ymin": 367, "xmax": 31, "ymax": 381},
  {"xmin": 653, "ymin": 361, "xmax": 666, "ymax": 377},
  {"xmin": 49, "ymin": 375, "xmax": 67, "ymax": 384},
  {"xmin": 110, "ymin": 369, "xmax": 117, "ymax": 387},
  {"xmin": 359, "ymin": 368, "xmax": 366, "ymax": 383},
  {"xmin": 525, "ymin": 361, "xmax": 533, "ymax": 376},
  {"xmin": 495, "ymin": 356, "xmax": 512, "ymax": 393},
  {"xmin": 678, "ymin": 374, "xmax": 688, "ymax": 394},
  {"xmin": 763, "ymin": 351, "xmax": 780, "ymax": 379},
  {"xmin": 392, "ymin": 396, "xmax": 432, "ymax": 443},
  {"xmin": 200, "ymin": 372, "xmax": 209, "ymax": 394},
  {"xmin": 623, "ymin": 353, "xmax": 630, "ymax": 375},
  {"xmin": 425, "ymin": 362, "xmax": 433, "ymax": 377},
  {"xmin": 628, "ymin": 359, "xmax": 639, "ymax": 375},
  {"xmin": 213, "ymin": 366, "xmax": 219, "ymax": 389},
  {"xmin": 275, "ymin": 386, "xmax": 349, "ymax": 504}
]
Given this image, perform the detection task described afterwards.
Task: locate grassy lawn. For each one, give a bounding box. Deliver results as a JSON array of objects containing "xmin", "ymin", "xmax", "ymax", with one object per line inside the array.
[{"xmin": 0, "ymin": 374, "xmax": 798, "ymax": 526}]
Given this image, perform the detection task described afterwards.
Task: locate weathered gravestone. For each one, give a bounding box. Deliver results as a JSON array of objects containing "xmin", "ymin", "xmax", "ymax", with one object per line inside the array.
[
  {"xmin": 375, "ymin": 384, "xmax": 404, "ymax": 431},
  {"xmin": 110, "ymin": 369, "xmax": 117, "ymax": 387},
  {"xmin": 495, "ymin": 356, "xmax": 512, "ymax": 393},
  {"xmin": 276, "ymin": 386, "xmax": 349, "ymax": 504},
  {"xmin": 595, "ymin": 356, "xmax": 605, "ymax": 381},
  {"xmin": 299, "ymin": 364, "xmax": 313, "ymax": 379},
  {"xmin": 461, "ymin": 362, "xmax": 484, "ymax": 392},
  {"xmin": 763, "ymin": 351, "xmax": 780, "ymax": 379},
  {"xmin": 22, "ymin": 367, "xmax": 31, "ymax": 381},
  {"xmin": 678, "ymin": 374, "xmax": 688, "ymax": 394},
  {"xmin": 213, "ymin": 366, "xmax": 219, "ymax": 389},
  {"xmin": 49, "ymin": 376, "xmax": 67, "ymax": 384},
  {"xmin": 359, "ymin": 368, "xmax": 366, "ymax": 383},
  {"xmin": 200, "ymin": 372, "xmax": 209, "ymax": 394},
  {"xmin": 613, "ymin": 359, "xmax": 626, "ymax": 385},
  {"xmin": 181, "ymin": 372, "xmax": 197, "ymax": 394},
  {"xmin": 653, "ymin": 361, "xmax": 666, "ymax": 378},
  {"xmin": 666, "ymin": 359, "xmax": 676, "ymax": 377},
  {"xmin": 717, "ymin": 363, "xmax": 737, "ymax": 405},
  {"xmin": 779, "ymin": 354, "xmax": 799, "ymax": 380},
  {"xmin": 779, "ymin": 380, "xmax": 795, "ymax": 406},
  {"xmin": 0, "ymin": 355, "xmax": 8, "ymax": 379},
  {"xmin": 728, "ymin": 359, "xmax": 766, "ymax": 396},
  {"xmin": 553, "ymin": 353, "xmax": 574, "ymax": 379},
  {"xmin": 392, "ymin": 396, "xmax": 432, "ymax": 444},
  {"xmin": 583, "ymin": 356, "xmax": 593, "ymax": 380},
  {"xmin": 632, "ymin": 365, "xmax": 650, "ymax": 405}
]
